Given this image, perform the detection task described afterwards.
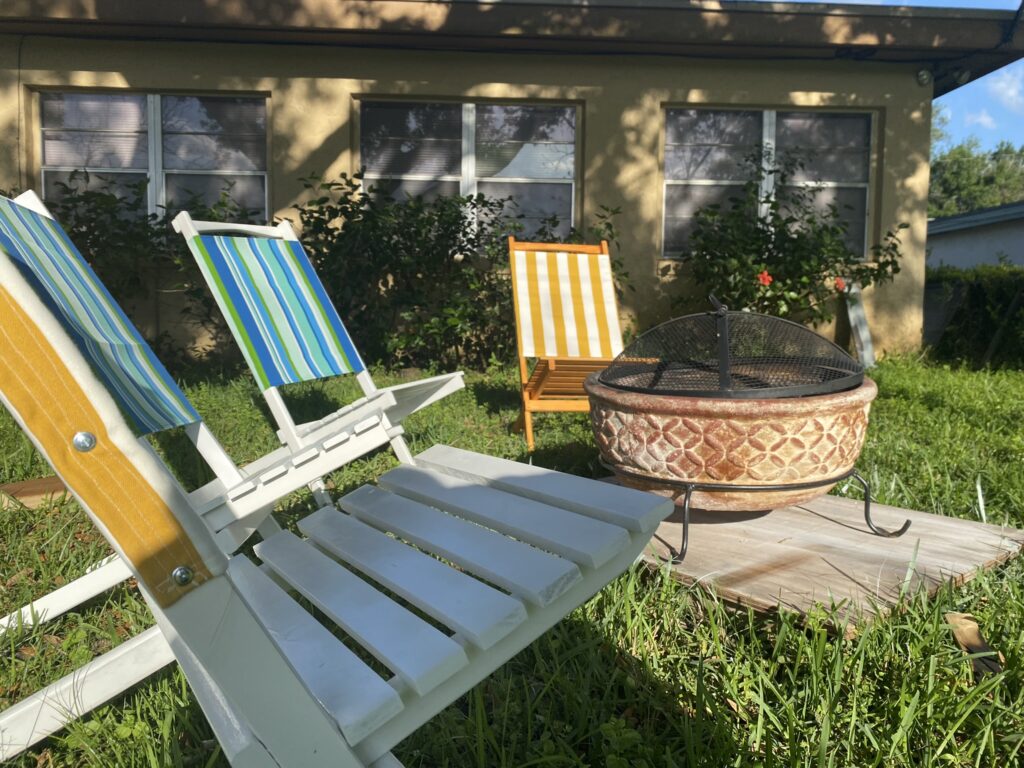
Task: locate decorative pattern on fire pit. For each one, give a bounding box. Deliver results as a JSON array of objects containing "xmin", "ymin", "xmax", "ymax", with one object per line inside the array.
[{"xmin": 590, "ymin": 406, "xmax": 870, "ymax": 484}]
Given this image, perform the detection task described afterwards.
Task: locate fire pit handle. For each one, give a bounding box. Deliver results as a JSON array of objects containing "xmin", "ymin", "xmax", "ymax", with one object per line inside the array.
[
  {"xmin": 707, "ymin": 295, "xmax": 733, "ymax": 391},
  {"xmin": 850, "ymin": 470, "xmax": 913, "ymax": 538}
]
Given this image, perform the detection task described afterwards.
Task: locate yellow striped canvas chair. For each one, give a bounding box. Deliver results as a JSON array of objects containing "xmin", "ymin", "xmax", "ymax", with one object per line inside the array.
[
  {"xmin": 0, "ymin": 194, "xmax": 672, "ymax": 766},
  {"xmin": 508, "ymin": 236, "xmax": 625, "ymax": 451}
]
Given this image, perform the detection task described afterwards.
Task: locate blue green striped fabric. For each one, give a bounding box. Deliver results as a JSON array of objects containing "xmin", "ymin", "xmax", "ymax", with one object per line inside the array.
[
  {"xmin": 188, "ymin": 234, "xmax": 364, "ymax": 391},
  {"xmin": 0, "ymin": 197, "xmax": 200, "ymax": 435}
]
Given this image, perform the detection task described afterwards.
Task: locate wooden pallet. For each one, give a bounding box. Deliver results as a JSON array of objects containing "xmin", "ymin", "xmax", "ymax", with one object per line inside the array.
[{"xmin": 642, "ymin": 494, "xmax": 1024, "ymax": 632}]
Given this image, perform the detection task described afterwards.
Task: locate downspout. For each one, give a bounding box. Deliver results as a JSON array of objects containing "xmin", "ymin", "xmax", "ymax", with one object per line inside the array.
[
  {"xmin": 16, "ymin": 34, "xmax": 25, "ymax": 190},
  {"xmin": 1002, "ymin": 1, "xmax": 1024, "ymax": 46}
]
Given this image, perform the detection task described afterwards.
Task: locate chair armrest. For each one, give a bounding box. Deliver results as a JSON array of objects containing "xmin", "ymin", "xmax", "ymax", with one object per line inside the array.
[
  {"xmin": 378, "ymin": 371, "xmax": 465, "ymax": 425},
  {"xmin": 295, "ymin": 390, "xmax": 398, "ymax": 446}
]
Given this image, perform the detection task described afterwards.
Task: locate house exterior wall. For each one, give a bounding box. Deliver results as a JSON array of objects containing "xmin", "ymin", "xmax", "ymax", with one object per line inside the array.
[
  {"xmin": 0, "ymin": 33, "xmax": 931, "ymax": 353},
  {"xmin": 927, "ymin": 220, "xmax": 1024, "ymax": 269}
]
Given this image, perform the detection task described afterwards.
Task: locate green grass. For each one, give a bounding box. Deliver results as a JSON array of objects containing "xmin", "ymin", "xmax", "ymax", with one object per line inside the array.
[{"xmin": 2, "ymin": 358, "xmax": 1024, "ymax": 766}]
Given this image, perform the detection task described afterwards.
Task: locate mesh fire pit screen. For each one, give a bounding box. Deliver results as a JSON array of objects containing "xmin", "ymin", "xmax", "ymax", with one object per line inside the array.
[{"xmin": 598, "ymin": 299, "xmax": 863, "ymax": 399}]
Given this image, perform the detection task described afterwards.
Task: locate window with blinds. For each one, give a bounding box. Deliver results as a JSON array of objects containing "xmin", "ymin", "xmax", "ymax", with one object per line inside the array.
[
  {"xmin": 40, "ymin": 92, "xmax": 268, "ymax": 218},
  {"xmin": 663, "ymin": 108, "xmax": 872, "ymax": 258},
  {"xmin": 360, "ymin": 101, "xmax": 576, "ymax": 237}
]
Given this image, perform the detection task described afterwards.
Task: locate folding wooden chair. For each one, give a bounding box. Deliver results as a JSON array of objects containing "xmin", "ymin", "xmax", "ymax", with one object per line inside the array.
[
  {"xmin": 0, "ymin": 192, "xmax": 397, "ymax": 757},
  {"xmin": 508, "ymin": 236, "xmax": 625, "ymax": 451},
  {"xmin": 1, "ymin": 194, "xmax": 673, "ymax": 766},
  {"xmin": 173, "ymin": 211, "xmax": 464, "ymax": 481}
]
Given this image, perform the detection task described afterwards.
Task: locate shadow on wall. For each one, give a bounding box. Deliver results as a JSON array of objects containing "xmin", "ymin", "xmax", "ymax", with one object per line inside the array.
[{"xmin": 49, "ymin": 0, "xmax": 933, "ymax": 348}]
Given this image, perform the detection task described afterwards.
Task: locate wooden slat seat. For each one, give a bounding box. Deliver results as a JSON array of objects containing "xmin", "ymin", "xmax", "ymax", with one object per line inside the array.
[
  {"xmin": 299, "ymin": 508, "xmax": 528, "ymax": 650},
  {"xmin": 228, "ymin": 558, "xmax": 405, "ymax": 746},
  {"xmin": 413, "ymin": 444, "xmax": 668, "ymax": 534},
  {"xmin": 255, "ymin": 531, "xmax": 469, "ymax": 696},
  {"xmin": 340, "ymin": 485, "xmax": 581, "ymax": 608},
  {"xmin": 229, "ymin": 445, "xmax": 674, "ymax": 762},
  {"xmin": 196, "ymin": 416, "xmax": 393, "ymax": 534},
  {"xmin": 524, "ymin": 359, "xmax": 608, "ymax": 403},
  {"xmin": 378, "ymin": 466, "xmax": 629, "ymax": 569}
]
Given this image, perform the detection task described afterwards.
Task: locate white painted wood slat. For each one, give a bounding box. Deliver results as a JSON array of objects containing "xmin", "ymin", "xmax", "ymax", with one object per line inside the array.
[
  {"xmin": 227, "ymin": 557, "xmax": 404, "ymax": 746},
  {"xmin": 255, "ymin": 531, "xmax": 469, "ymax": 696},
  {"xmin": 299, "ymin": 507, "xmax": 527, "ymax": 650},
  {"xmin": 0, "ymin": 626, "xmax": 174, "ymax": 760},
  {"xmin": 414, "ymin": 444, "xmax": 672, "ymax": 534},
  {"xmin": 340, "ymin": 485, "xmax": 581, "ymax": 607},
  {"xmin": 0, "ymin": 555, "xmax": 131, "ymax": 633},
  {"xmin": 379, "ymin": 466, "xmax": 630, "ymax": 568}
]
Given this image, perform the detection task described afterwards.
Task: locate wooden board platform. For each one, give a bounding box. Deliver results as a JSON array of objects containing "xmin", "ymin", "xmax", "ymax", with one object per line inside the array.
[
  {"xmin": 0, "ymin": 476, "xmax": 67, "ymax": 509},
  {"xmin": 642, "ymin": 494, "xmax": 1024, "ymax": 630}
]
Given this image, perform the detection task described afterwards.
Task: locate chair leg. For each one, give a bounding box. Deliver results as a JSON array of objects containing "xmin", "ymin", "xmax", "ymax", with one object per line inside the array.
[{"xmin": 523, "ymin": 408, "xmax": 535, "ymax": 452}]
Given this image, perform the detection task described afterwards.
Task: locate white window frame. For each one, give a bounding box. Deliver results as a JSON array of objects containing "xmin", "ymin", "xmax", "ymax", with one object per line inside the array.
[
  {"xmin": 39, "ymin": 92, "xmax": 270, "ymax": 219},
  {"xmin": 662, "ymin": 108, "xmax": 872, "ymax": 259},
  {"xmin": 359, "ymin": 99, "xmax": 578, "ymax": 231}
]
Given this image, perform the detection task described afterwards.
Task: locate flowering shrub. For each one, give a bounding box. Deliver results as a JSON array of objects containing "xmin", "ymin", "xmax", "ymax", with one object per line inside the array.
[{"xmin": 685, "ymin": 153, "xmax": 905, "ymax": 325}]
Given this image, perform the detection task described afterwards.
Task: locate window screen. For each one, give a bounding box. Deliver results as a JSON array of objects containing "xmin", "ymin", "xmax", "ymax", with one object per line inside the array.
[
  {"xmin": 361, "ymin": 101, "xmax": 576, "ymax": 236},
  {"xmin": 41, "ymin": 92, "xmax": 268, "ymax": 218},
  {"xmin": 663, "ymin": 108, "xmax": 871, "ymax": 258}
]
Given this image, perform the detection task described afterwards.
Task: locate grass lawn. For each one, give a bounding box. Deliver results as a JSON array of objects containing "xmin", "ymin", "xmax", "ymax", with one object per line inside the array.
[{"xmin": 2, "ymin": 358, "xmax": 1023, "ymax": 767}]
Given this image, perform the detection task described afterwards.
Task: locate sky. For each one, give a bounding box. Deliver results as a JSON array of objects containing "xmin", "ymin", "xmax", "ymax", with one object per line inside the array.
[{"xmin": 751, "ymin": 0, "xmax": 1024, "ymax": 151}]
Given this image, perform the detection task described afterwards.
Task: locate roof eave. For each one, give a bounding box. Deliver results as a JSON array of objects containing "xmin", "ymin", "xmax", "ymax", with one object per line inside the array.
[{"xmin": 1, "ymin": 0, "xmax": 1021, "ymax": 96}]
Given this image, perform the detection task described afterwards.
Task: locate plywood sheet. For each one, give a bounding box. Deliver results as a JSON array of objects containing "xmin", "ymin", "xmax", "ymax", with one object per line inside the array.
[{"xmin": 642, "ymin": 494, "xmax": 1024, "ymax": 631}]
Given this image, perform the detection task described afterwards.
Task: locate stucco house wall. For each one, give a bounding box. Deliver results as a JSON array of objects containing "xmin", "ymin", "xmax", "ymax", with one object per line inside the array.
[{"xmin": 0, "ymin": 28, "xmax": 946, "ymax": 354}]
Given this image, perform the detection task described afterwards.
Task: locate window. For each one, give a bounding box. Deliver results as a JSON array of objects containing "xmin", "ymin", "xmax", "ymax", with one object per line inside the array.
[
  {"xmin": 663, "ymin": 108, "xmax": 871, "ymax": 257},
  {"xmin": 40, "ymin": 92, "xmax": 268, "ymax": 218},
  {"xmin": 360, "ymin": 101, "xmax": 576, "ymax": 237}
]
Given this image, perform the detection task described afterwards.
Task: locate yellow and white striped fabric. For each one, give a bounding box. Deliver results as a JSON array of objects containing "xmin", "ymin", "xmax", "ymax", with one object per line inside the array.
[{"xmin": 511, "ymin": 248, "xmax": 624, "ymax": 359}]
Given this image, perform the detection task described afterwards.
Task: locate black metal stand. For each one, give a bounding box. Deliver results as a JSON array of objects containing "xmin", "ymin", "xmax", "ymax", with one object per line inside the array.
[{"xmin": 607, "ymin": 463, "xmax": 912, "ymax": 564}]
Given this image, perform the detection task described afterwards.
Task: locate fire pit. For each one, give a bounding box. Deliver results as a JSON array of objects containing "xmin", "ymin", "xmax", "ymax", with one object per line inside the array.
[{"xmin": 584, "ymin": 299, "xmax": 909, "ymax": 560}]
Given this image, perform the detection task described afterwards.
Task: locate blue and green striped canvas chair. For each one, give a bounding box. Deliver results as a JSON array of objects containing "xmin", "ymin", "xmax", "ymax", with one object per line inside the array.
[
  {"xmin": 0, "ymin": 191, "xmax": 397, "ymax": 757},
  {"xmin": 1, "ymin": 192, "xmax": 673, "ymax": 767},
  {"xmin": 173, "ymin": 211, "xmax": 465, "ymax": 470}
]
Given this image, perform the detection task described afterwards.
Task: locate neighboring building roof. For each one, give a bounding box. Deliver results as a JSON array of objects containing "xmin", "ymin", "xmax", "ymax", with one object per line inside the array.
[
  {"xmin": 2, "ymin": 1, "xmax": 1021, "ymax": 96},
  {"xmin": 929, "ymin": 201, "xmax": 1024, "ymax": 236}
]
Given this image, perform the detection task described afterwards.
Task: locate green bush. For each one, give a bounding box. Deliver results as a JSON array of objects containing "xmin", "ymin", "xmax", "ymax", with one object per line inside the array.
[
  {"xmin": 293, "ymin": 174, "xmax": 623, "ymax": 370},
  {"xmin": 293, "ymin": 174, "xmax": 516, "ymax": 370},
  {"xmin": 686, "ymin": 152, "xmax": 905, "ymax": 324},
  {"xmin": 928, "ymin": 262, "xmax": 1024, "ymax": 368},
  {"xmin": 48, "ymin": 172, "xmax": 258, "ymax": 300}
]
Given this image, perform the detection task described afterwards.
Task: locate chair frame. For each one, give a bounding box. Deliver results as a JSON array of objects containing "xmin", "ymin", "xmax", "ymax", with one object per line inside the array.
[
  {"xmin": 172, "ymin": 212, "xmax": 466, "ymax": 489},
  {"xmin": 0, "ymin": 230, "xmax": 672, "ymax": 766},
  {"xmin": 508, "ymin": 236, "xmax": 623, "ymax": 451},
  {"xmin": 0, "ymin": 193, "xmax": 393, "ymax": 758}
]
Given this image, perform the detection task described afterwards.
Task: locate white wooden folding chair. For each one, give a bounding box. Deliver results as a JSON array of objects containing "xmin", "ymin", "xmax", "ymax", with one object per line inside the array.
[
  {"xmin": 0, "ymin": 192, "xmax": 399, "ymax": 757},
  {"xmin": 1, "ymin": 202, "xmax": 672, "ymax": 766},
  {"xmin": 173, "ymin": 211, "xmax": 464, "ymax": 487}
]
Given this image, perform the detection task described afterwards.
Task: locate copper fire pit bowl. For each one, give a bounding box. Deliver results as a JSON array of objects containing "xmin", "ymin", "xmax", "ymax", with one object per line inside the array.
[{"xmin": 585, "ymin": 373, "xmax": 877, "ymax": 512}]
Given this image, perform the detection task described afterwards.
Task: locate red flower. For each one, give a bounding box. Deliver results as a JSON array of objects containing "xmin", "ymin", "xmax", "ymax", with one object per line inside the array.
[
  {"xmin": 757, "ymin": 270, "xmax": 773, "ymax": 287},
  {"xmin": 835, "ymin": 277, "xmax": 847, "ymax": 292}
]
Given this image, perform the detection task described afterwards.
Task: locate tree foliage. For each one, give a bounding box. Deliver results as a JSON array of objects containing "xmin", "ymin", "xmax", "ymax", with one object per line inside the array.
[{"xmin": 929, "ymin": 139, "xmax": 1024, "ymax": 218}]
